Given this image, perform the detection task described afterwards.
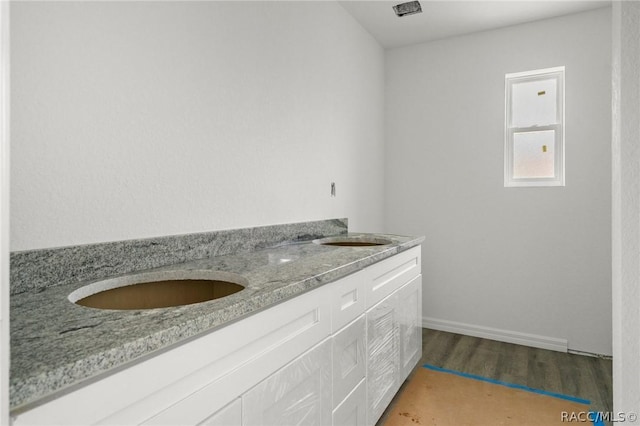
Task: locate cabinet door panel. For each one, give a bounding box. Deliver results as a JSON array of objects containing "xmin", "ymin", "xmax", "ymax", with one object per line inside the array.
[
  {"xmin": 332, "ymin": 379, "xmax": 366, "ymax": 426},
  {"xmin": 332, "ymin": 315, "xmax": 366, "ymax": 408},
  {"xmin": 366, "ymin": 294, "xmax": 400, "ymax": 425},
  {"xmin": 242, "ymin": 339, "xmax": 332, "ymax": 426},
  {"xmin": 398, "ymin": 275, "xmax": 422, "ymax": 380}
]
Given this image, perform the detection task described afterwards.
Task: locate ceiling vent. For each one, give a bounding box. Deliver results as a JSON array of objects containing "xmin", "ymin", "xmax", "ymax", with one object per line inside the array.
[{"xmin": 393, "ymin": 1, "xmax": 422, "ymax": 17}]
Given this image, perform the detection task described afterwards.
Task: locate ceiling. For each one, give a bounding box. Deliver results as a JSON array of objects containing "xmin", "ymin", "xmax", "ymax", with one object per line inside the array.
[{"xmin": 338, "ymin": 1, "xmax": 611, "ymax": 49}]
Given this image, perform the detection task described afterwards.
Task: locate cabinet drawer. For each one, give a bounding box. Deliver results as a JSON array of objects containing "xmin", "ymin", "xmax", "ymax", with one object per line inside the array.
[
  {"xmin": 126, "ymin": 285, "xmax": 330, "ymax": 426},
  {"xmin": 365, "ymin": 247, "xmax": 420, "ymax": 309},
  {"xmin": 332, "ymin": 315, "xmax": 366, "ymax": 409},
  {"xmin": 330, "ymin": 269, "xmax": 366, "ymax": 333},
  {"xmin": 332, "ymin": 379, "xmax": 366, "ymax": 426}
]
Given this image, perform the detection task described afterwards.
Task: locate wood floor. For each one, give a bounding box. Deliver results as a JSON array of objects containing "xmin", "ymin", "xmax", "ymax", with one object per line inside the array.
[{"xmin": 378, "ymin": 328, "xmax": 613, "ymax": 426}]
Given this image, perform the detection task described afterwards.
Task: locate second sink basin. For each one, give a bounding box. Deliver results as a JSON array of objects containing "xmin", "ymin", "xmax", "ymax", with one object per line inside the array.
[
  {"xmin": 313, "ymin": 236, "xmax": 392, "ymax": 247},
  {"xmin": 68, "ymin": 270, "xmax": 247, "ymax": 310}
]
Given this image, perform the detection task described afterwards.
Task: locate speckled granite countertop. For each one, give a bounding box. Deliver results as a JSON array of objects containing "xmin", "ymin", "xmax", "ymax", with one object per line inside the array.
[{"xmin": 10, "ymin": 228, "xmax": 423, "ymax": 412}]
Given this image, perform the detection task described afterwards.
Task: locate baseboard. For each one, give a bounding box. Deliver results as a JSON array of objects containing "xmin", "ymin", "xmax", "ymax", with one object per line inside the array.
[
  {"xmin": 422, "ymin": 317, "xmax": 568, "ymax": 353},
  {"xmin": 567, "ymin": 349, "xmax": 612, "ymax": 360}
]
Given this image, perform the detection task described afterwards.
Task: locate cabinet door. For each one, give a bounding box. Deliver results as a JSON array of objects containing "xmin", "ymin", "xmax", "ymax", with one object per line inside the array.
[
  {"xmin": 332, "ymin": 379, "xmax": 366, "ymax": 426},
  {"xmin": 397, "ymin": 275, "xmax": 423, "ymax": 381},
  {"xmin": 332, "ymin": 315, "xmax": 366, "ymax": 408},
  {"xmin": 366, "ymin": 293, "xmax": 400, "ymax": 426},
  {"xmin": 200, "ymin": 398, "xmax": 241, "ymax": 426},
  {"xmin": 242, "ymin": 339, "xmax": 332, "ymax": 426}
]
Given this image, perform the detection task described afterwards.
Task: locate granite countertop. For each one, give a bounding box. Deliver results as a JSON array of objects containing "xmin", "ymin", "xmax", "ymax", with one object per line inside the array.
[{"xmin": 10, "ymin": 232, "xmax": 423, "ymax": 412}]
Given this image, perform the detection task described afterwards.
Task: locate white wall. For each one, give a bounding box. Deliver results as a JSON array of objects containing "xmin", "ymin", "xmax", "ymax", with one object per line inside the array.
[
  {"xmin": 0, "ymin": 2, "xmax": 9, "ymax": 424},
  {"xmin": 385, "ymin": 8, "xmax": 612, "ymax": 355},
  {"xmin": 10, "ymin": 1, "xmax": 385, "ymax": 251},
  {"xmin": 612, "ymin": 0, "xmax": 640, "ymax": 417}
]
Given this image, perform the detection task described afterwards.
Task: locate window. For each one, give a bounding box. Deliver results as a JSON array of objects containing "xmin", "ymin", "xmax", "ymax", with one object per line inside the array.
[{"xmin": 504, "ymin": 66, "xmax": 565, "ymax": 187}]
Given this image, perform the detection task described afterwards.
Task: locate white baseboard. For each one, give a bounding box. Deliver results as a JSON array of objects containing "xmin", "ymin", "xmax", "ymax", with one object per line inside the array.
[
  {"xmin": 567, "ymin": 349, "xmax": 613, "ymax": 360},
  {"xmin": 422, "ymin": 317, "xmax": 568, "ymax": 353}
]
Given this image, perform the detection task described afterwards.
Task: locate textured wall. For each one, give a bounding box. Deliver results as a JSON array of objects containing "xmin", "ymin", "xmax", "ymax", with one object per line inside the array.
[
  {"xmin": 10, "ymin": 1, "xmax": 385, "ymax": 251},
  {"xmin": 385, "ymin": 8, "xmax": 612, "ymax": 355}
]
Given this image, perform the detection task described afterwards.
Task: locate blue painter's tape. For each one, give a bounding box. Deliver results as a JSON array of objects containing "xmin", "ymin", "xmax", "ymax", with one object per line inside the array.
[{"xmin": 422, "ymin": 364, "xmax": 592, "ymax": 406}]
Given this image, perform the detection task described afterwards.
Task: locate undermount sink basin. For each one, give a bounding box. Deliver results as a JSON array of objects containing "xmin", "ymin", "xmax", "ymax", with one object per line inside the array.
[
  {"xmin": 313, "ymin": 236, "xmax": 392, "ymax": 247},
  {"xmin": 68, "ymin": 270, "xmax": 247, "ymax": 310}
]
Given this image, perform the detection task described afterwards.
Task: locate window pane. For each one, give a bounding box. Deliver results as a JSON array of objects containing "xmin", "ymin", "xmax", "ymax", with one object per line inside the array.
[
  {"xmin": 511, "ymin": 78, "xmax": 557, "ymax": 127},
  {"xmin": 513, "ymin": 130, "xmax": 555, "ymax": 178}
]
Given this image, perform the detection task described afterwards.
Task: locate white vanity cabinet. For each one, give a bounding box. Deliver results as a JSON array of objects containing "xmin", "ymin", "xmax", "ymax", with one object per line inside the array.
[{"xmin": 12, "ymin": 246, "xmax": 422, "ymax": 426}]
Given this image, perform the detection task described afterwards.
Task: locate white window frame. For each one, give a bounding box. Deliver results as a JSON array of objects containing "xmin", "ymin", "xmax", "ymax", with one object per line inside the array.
[{"xmin": 504, "ymin": 66, "xmax": 565, "ymax": 187}]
